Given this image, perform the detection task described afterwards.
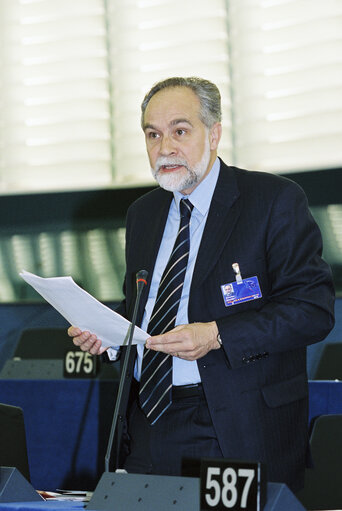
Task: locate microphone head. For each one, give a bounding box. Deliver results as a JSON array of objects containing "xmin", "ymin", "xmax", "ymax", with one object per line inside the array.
[{"xmin": 136, "ymin": 269, "xmax": 148, "ymax": 284}]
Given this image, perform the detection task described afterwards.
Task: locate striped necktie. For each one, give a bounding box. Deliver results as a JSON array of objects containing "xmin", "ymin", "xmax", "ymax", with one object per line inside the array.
[{"xmin": 139, "ymin": 198, "xmax": 194, "ymax": 425}]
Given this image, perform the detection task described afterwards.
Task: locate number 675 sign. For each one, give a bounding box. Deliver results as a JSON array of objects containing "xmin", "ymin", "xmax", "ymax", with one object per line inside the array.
[{"xmin": 200, "ymin": 459, "xmax": 266, "ymax": 511}]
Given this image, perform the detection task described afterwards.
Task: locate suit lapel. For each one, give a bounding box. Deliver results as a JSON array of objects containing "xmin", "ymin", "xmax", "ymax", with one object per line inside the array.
[{"xmin": 191, "ymin": 161, "xmax": 241, "ymax": 291}]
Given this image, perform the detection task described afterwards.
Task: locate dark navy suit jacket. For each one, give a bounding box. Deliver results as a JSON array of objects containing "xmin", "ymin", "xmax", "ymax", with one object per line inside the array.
[{"xmin": 115, "ymin": 159, "xmax": 335, "ymax": 491}]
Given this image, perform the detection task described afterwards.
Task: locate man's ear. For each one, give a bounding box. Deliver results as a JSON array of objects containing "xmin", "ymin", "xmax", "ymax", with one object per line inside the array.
[{"xmin": 209, "ymin": 122, "xmax": 222, "ymax": 150}]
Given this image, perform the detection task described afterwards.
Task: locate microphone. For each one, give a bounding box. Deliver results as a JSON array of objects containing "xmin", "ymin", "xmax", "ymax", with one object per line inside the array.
[
  {"xmin": 104, "ymin": 269, "xmax": 148, "ymax": 473},
  {"xmin": 89, "ymin": 270, "xmax": 199, "ymax": 509},
  {"xmin": 136, "ymin": 269, "xmax": 148, "ymax": 290}
]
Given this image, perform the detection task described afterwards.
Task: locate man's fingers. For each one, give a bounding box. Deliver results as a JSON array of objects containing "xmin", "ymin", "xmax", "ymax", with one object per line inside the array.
[
  {"xmin": 146, "ymin": 326, "xmax": 193, "ymax": 351},
  {"xmin": 146, "ymin": 337, "xmax": 191, "ymax": 354},
  {"xmin": 86, "ymin": 339, "xmax": 102, "ymax": 355},
  {"xmin": 77, "ymin": 335, "xmax": 103, "ymax": 355},
  {"xmin": 67, "ymin": 326, "xmax": 81, "ymax": 337},
  {"xmin": 145, "ymin": 322, "xmax": 219, "ymax": 360},
  {"xmin": 147, "ymin": 327, "xmax": 187, "ymax": 346},
  {"xmin": 76, "ymin": 333, "xmax": 96, "ymax": 348},
  {"xmin": 67, "ymin": 326, "xmax": 104, "ymax": 356},
  {"xmin": 72, "ymin": 330, "xmax": 91, "ymax": 346}
]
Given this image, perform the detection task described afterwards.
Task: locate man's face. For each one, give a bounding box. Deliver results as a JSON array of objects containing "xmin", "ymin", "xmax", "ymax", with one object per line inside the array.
[{"xmin": 142, "ymin": 86, "xmax": 221, "ymax": 194}]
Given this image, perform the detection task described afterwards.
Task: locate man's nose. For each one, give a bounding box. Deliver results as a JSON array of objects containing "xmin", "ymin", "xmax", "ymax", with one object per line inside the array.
[{"xmin": 159, "ymin": 135, "xmax": 176, "ymax": 156}]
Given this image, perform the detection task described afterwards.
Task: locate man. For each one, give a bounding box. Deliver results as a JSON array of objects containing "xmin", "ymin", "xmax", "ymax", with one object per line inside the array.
[{"xmin": 69, "ymin": 77, "xmax": 335, "ymax": 492}]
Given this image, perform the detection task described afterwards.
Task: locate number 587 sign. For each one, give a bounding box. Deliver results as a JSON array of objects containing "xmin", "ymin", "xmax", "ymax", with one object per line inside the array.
[{"xmin": 200, "ymin": 459, "xmax": 266, "ymax": 511}]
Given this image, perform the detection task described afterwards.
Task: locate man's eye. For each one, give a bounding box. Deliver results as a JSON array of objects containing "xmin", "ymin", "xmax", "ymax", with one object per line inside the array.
[
  {"xmin": 147, "ymin": 132, "xmax": 159, "ymax": 139},
  {"xmin": 176, "ymin": 129, "xmax": 186, "ymax": 136}
]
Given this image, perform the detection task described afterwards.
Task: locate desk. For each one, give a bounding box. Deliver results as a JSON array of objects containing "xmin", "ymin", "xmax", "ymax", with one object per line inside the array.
[{"xmin": 0, "ymin": 380, "xmax": 341, "ymax": 493}]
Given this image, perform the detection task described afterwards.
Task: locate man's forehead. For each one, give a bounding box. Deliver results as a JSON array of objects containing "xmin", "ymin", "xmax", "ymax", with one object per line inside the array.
[{"xmin": 143, "ymin": 86, "xmax": 201, "ymax": 128}]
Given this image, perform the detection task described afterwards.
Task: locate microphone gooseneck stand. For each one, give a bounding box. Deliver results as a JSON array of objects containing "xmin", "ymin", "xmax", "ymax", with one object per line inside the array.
[
  {"xmin": 104, "ymin": 269, "xmax": 148, "ymax": 473},
  {"xmin": 89, "ymin": 268, "xmax": 203, "ymax": 511}
]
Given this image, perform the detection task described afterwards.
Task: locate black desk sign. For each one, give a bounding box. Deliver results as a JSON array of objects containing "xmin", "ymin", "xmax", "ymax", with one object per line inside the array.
[
  {"xmin": 64, "ymin": 348, "xmax": 98, "ymax": 378},
  {"xmin": 200, "ymin": 458, "xmax": 266, "ymax": 511}
]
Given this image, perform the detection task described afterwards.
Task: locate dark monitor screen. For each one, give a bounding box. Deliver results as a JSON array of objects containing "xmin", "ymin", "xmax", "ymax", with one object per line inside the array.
[{"xmin": 0, "ymin": 403, "xmax": 31, "ymax": 482}]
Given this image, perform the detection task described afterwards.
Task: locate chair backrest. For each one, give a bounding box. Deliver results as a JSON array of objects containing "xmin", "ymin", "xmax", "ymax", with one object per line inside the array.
[
  {"xmin": 0, "ymin": 403, "xmax": 31, "ymax": 482},
  {"xmin": 313, "ymin": 343, "xmax": 342, "ymax": 379},
  {"xmin": 296, "ymin": 414, "xmax": 342, "ymax": 510},
  {"xmin": 14, "ymin": 327, "xmax": 73, "ymax": 359}
]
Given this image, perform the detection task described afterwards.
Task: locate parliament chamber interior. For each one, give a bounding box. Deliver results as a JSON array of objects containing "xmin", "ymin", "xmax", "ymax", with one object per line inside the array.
[
  {"xmin": 0, "ymin": 1, "xmax": 342, "ymax": 509},
  {"xmin": 0, "ymin": 168, "xmax": 341, "ymax": 510}
]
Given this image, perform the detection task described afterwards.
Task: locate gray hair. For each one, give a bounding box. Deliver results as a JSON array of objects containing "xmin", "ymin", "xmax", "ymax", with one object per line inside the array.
[{"xmin": 141, "ymin": 76, "xmax": 222, "ymax": 129}]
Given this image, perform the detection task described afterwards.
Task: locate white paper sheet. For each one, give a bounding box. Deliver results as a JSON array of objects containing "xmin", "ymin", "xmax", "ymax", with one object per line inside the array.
[{"xmin": 19, "ymin": 270, "xmax": 149, "ymax": 347}]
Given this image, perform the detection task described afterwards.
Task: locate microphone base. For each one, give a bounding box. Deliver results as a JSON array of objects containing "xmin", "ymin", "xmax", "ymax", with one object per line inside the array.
[
  {"xmin": 0, "ymin": 467, "xmax": 43, "ymax": 503},
  {"xmin": 87, "ymin": 472, "xmax": 306, "ymax": 511},
  {"xmin": 87, "ymin": 471, "xmax": 200, "ymax": 511}
]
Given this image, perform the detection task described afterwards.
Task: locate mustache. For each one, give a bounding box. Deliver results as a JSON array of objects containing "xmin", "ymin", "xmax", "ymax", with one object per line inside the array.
[{"xmin": 154, "ymin": 157, "xmax": 189, "ymax": 173}]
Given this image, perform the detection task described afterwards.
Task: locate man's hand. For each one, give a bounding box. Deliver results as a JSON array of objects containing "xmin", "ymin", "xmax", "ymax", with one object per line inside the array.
[
  {"xmin": 67, "ymin": 326, "xmax": 108, "ymax": 356},
  {"xmin": 145, "ymin": 321, "xmax": 221, "ymax": 361}
]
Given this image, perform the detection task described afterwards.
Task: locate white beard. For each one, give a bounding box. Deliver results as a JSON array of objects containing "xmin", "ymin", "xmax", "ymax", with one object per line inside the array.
[{"xmin": 151, "ymin": 136, "xmax": 211, "ymax": 193}]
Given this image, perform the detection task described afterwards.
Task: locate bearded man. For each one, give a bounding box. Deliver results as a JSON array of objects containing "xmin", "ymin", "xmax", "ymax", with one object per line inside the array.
[{"xmin": 69, "ymin": 77, "xmax": 334, "ymax": 492}]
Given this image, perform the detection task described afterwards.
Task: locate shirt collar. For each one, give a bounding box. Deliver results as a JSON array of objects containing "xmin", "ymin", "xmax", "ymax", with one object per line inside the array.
[{"xmin": 173, "ymin": 157, "xmax": 220, "ymax": 216}]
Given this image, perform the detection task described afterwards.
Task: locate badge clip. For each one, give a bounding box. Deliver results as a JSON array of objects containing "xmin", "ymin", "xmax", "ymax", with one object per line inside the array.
[{"xmin": 232, "ymin": 263, "xmax": 243, "ymax": 284}]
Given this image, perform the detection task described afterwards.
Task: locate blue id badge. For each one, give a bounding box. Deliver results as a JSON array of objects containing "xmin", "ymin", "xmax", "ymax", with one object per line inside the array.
[{"xmin": 221, "ymin": 276, "xmax": 262, "ymax": 307}]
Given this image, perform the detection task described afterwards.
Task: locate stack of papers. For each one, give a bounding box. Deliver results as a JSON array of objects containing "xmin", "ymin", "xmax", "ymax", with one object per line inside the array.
[
  {"xmin": 20, "ymin": 270, "xmax": 149, "ymax": 347},
  {"xmin": 38, "ymin": 489, "xmax": 92, "ymax": 501}
]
